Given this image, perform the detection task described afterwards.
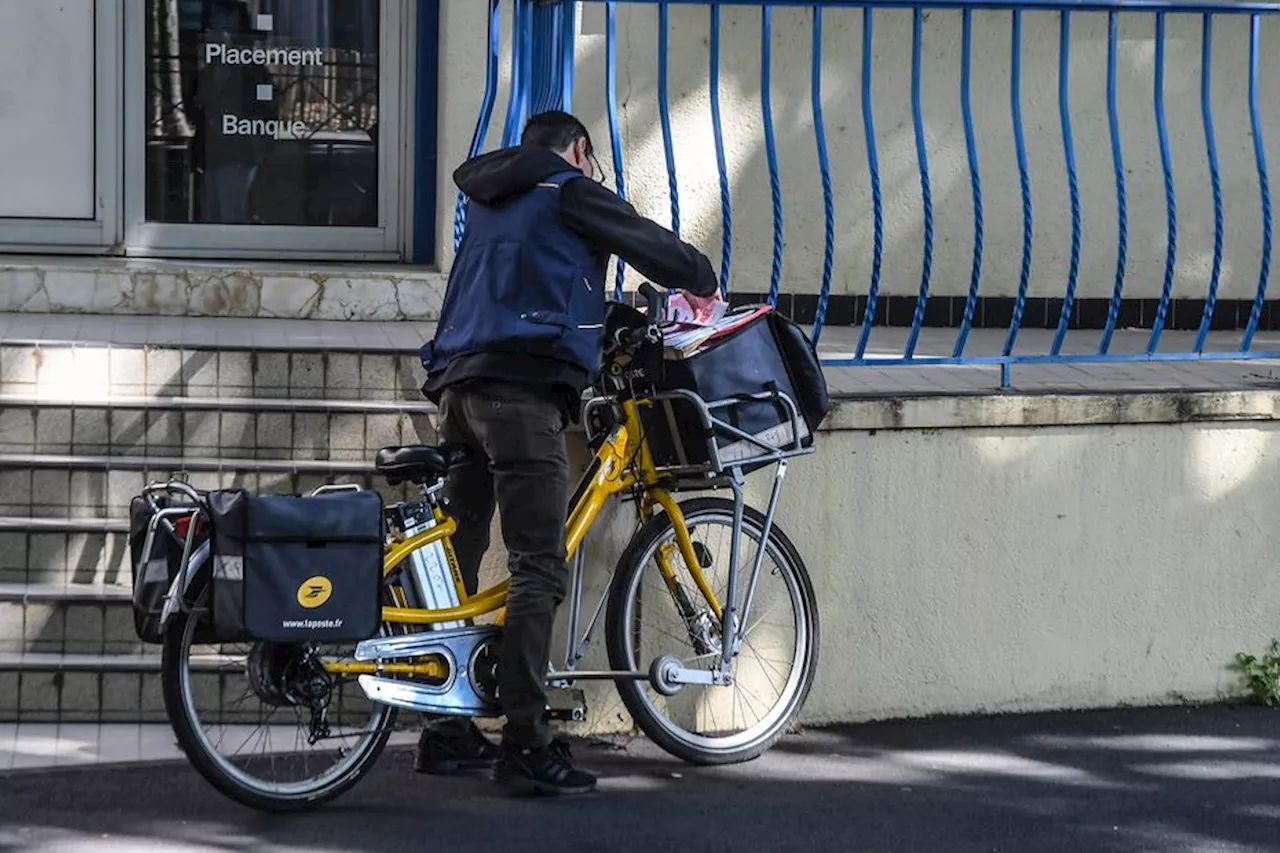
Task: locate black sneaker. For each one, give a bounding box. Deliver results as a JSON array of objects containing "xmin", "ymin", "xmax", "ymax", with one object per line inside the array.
[
  {"xmin": 492, "ymin": 738, "xmax": 598, "ymax": 796},
  {"xmin": 413, "ymin": 720, "xmax": 501, "ymax": 775}
]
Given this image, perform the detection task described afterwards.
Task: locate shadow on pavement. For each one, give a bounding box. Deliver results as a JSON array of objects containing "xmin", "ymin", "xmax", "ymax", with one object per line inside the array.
[{"xmin": 1, "ymin": 705, "xmax": 1279, "ymax": 852}]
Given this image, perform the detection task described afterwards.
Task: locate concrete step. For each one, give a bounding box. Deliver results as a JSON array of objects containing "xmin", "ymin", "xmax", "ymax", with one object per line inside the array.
[
  {"xmin": 0, "ymin": 395, "xmax": 437, "ymax": 524},
  {"xmin": 0, "ymin": 452, "xmax": 381, "ymax": 473},
  {"xmin": 0, "ymin": 583, "xmax": 140, "ymax": 656},
  {"xmin": 0, "ymin": 582, "xmax": 131, "ymax": 603},
  {"xmin": 0, "ymin": 459, "xmax": 411, "ymax": 547},
  {"xmin": 0, "ymin": 653, "xmax": 380, "ymax": 725},
  {"xmin": 0, "ymin": 654, "xmax": 168, "ymax": 723},
  {"xmin": 0, "ymin": 517, "xmax": 128, "ymax": 533},
  {"xmin": 0, "ymin": 524, "xmax": 144, "ymax": 587},
  {"xmin": 0, "ymin": 653, "xmax": 246, "ymax": 725},
  {"xmin": 0, "ymin": 399, "xmax": 437, "ymax": 462},
  {"xmin": 0, "ymin": 317, "xmax": 444, "ymax": 723},
  {"xmin": 0, "ymin": 652, "xmax": 166, "ymax": 673},
  {"xmin": 0, "ymin": 343, "xmax": 428, "ymax": 402},
  {"xmin": 0, "ymin": 392, "xmax": 436, "ymax": 413}
]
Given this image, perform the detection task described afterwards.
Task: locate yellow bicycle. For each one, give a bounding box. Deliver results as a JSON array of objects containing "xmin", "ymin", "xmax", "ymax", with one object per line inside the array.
[{"xmin": 147, "ymin": 292, "xmax": 820, "ymax": 811}]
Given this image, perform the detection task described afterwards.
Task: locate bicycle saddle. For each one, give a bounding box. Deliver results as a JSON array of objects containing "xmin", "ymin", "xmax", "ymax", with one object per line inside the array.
[{"xmin": 375, "ymin": 443, "xmax": 472, "ymax": 485}]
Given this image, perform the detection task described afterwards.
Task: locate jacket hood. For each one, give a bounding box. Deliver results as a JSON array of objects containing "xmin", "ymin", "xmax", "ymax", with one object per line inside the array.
[{"xmin": 453, "ymin": 146, "xmax": 583, "ymax": 206}]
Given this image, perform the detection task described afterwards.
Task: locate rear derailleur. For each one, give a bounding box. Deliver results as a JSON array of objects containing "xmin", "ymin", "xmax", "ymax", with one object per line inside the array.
[{"xmin": 247, "ymin": 642, "xmax": 335, "ymax": 745}]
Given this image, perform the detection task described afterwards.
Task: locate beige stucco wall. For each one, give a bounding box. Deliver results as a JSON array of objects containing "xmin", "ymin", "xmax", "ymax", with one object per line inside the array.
[
  {"xmin": 783, "ymin": 413, "xmax": 1280, "ymax": 723},
  {"xmin": 437, "ymin": 3, "xmax": 1280, "ymax": 306},
  {"xmin": 460, "ymin": 391, "xmax": 1280, "ymax": 731}
]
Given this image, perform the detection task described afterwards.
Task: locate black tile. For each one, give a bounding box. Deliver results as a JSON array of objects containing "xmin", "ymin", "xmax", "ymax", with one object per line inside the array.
[
  {"xmin": 1172, "ymin": 298, "xmax": 1206, "ymax": 332},
  {"xmin": 866, "ymin": 295, "xmax": 892, "ymax": 326},
  {"xmin": 794, "ymin": 294, "xmax": 819, "ymax": 325},
  {"xmin": 772, "ymin": 293, "xmax": 795, "ymax": 321},
  {"xmin": 1045, "ymin": 298, "xmax": 1066, "ymax": 331},
  {"xmin": 1075, "ymin": 298, "xmax": 1110, "ymax": 330},
  {"xmin": 952, "ymin": 296, "xmax": 979, "ymax": 329},
  {"xmin": 1239, "ymin": 300, "xmax": 1264, "ymax": 331},
  {"xmin": 825, "ymin": 295, "xmax": 856, "ymax": 327},
  {"xmin": 922, "ymin": 296, "xmax": 952, "ymax": 327},
  {"xmin": 1014, "ymin": 297, "xmax": 1045, "ymax": 330},
  {"xmin": 1239, "ymin": 300, "xmax": 1262, "ymax": 331},
  {"xmin": 886, "ymin": 296, "xmax": 917, "ymax": 327},
  {"xmin": 1148, "ymin": 299, "xmax": 1169, "ymax": 329},
  {"xmin": 1207, "ymin": 299, "xmax": 1239, "ymax": 331},
  {"xmin": 1116, "ymin": 299, "xmax": 1144, "ymax": 330},
  {"xmin": 1149, "ymin": 299, "xmax": 1175, "ymax": 331},
  {"xmin": 984, "ymin": 297, "xmax": 1015, "ymax": 330}
]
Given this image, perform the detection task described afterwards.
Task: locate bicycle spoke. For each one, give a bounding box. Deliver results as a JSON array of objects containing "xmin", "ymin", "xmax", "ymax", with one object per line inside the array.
[
  {"xmin": 742, "ymin": 635, "xmax": 788, "ymax": 696},
  {"xmin": 170, "ymin": 584, "xmax": 394, "ymax": 803},
  {"xmin": 619, "ymin": 503, "xmax": 811, "ymax": 755}
]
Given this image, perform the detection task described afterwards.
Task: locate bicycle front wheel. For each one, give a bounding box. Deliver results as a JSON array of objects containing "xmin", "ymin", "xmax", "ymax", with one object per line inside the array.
[{"xmin": 605, "ymin": 496, "xmax": 820, "ymax": 765}]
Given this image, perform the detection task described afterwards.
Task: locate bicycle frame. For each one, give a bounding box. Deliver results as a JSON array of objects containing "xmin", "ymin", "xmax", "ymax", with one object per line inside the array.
[
  {"xmin": 331, "ymin": 397, "xmax": 726, "ymax": 683},
  {"xmin": 153, "ymin": 385, "xmax": 812, "ymax": 692}
]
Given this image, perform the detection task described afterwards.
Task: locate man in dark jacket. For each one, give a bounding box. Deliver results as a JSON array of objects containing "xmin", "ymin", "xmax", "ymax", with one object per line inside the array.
[{"xmin": 415, "ymin": 111, "xmax": 718, "ymax": 795}]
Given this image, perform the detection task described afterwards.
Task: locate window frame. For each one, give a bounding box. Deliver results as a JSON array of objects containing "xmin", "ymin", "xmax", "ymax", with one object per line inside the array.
[
  {"xmin": 121, "ymin": 0, "xmax": 407, "ymax": 261},
  {"xmin": 0, "ymin": 0, "xmax": 123, "ymax": 254}
]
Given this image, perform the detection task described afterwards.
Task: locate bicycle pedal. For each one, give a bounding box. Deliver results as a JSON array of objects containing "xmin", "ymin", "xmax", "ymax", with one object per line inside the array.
[{"xmin": 545, "ymin": 687, "xmax": 588, "ymax": 723}]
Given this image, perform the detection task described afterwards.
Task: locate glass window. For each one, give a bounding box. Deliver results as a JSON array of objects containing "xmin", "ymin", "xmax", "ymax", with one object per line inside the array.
[{"xmin": 144, "ymin": 0, "xmax": 380, "ymax": 227}]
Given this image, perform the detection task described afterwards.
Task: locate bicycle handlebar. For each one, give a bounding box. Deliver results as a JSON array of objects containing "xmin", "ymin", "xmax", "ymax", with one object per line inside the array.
[
  {"xmin": 611, "ymin": 323, "xmax": 661, "ymax": 351},
  {"xmin": 637, "ymin": 281, "xmax": 665, "ymax": 319}
]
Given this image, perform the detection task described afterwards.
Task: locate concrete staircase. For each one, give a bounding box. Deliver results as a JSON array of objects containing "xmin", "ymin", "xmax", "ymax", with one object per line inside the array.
[{"xmin": 0, "ymin": 327, "xmax": 438, "ymax": 723}]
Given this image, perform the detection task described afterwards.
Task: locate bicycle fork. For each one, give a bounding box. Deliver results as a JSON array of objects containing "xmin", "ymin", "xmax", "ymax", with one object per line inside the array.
[{"xmin": 649, "ymin": 460, "xmax": 789, "ymax": 690}]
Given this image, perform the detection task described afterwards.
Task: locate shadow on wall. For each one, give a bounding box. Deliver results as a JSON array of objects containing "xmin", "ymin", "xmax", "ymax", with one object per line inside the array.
[{"xmin": 547, "ymin": 4, "xmax": 1280, "ymax": 322}]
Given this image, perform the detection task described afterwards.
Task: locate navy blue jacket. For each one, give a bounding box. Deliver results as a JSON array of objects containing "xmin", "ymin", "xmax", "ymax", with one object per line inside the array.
[
  {"xmin": 423, "ymin": 169, "xmax": 607, "ymax": 382},
  {"xmin": 421, "ymin": 146, "xmax": 717, "ymax": 415}
]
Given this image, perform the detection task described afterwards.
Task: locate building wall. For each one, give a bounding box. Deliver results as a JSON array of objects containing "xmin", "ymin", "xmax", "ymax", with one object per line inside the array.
[
  {"xmin": 463, "ymin": 392, "xmax": 1280, "ymax": 732},
  {"xmin": 0, "ymin": 3, "xmax": 1274, "ymax": 318},
  {"xmin": 437, "ymin": 4, "xmax": 1280, "ymax": 307}
]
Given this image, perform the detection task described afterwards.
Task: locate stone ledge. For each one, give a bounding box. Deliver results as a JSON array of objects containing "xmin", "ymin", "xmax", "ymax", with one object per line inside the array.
[
  {"xmin": 825, "ymin": 389, "xmax": 1280, "ymax": 432},
  {"xmin": 0, "ymin": 257, "xmax": 447, "ymax": 321}
]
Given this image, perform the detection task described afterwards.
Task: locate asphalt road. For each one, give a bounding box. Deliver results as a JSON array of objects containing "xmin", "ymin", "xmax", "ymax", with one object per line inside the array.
[{"xmin": 2, "ymin": 705, "xmax": 1279, "ymax": 852}]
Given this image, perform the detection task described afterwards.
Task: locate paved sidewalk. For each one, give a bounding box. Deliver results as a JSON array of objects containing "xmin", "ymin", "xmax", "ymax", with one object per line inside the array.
[
  {"xmin": 0, "ymin": 724, "xmax": 419, "ymax": 772},
  {"xmin": 1, "ymin": 705, "xmax": 1278, "ymax": 851}
]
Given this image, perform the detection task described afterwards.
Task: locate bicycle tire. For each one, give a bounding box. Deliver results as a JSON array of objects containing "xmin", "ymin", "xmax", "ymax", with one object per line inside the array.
[
  {"xmin": 161, "ymin": 586, "xmax": 398, "ymax": 813},
  {"xmin": 604, "ymin": 496, "xmax": 820, "ymax": 765}
]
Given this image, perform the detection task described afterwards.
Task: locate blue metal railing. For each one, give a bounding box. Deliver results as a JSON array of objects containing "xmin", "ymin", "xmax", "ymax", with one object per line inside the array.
[{"xmin": 457, "ymin": 0, "xmax": 1280, "ymax": 383}]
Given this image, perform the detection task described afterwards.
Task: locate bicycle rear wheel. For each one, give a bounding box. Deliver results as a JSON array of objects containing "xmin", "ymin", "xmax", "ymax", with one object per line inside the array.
[
  {"xmin": 605, "ymin": 496, "xmax": 819, "ymax": 765},
  {"xmin": 160, "ymin": 584, "xmax": 398, "ymax": 812}
]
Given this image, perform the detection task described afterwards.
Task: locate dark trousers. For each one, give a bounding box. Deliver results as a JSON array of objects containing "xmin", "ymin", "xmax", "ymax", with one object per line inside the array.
[{"xmin": 427, "ymin": 381, "xmax": 569, "ymax": 748}]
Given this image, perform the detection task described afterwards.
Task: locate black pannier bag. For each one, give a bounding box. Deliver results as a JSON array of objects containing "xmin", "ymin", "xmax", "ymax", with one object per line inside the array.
[
  {"xmin": 208, "ymin": 489, "xmax": 385, "ymax": 644},
  {"xmin": 129, "ymin": 494, "xmax": 206, "ymax": 644},
  {"xmin": 644, "ymin": 307, "xmax": 830, "ymax": 472}
]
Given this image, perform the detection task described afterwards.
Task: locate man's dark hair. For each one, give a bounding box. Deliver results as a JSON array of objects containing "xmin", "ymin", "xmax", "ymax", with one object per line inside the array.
[{"xmin": 521, "ymin": 110, "xmax": 593, "ymax": 156}]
